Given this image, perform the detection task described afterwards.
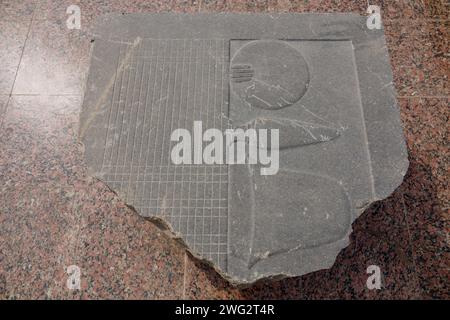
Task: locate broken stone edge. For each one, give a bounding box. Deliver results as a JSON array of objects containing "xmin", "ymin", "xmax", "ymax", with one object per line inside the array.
[
  {"xmin": 79, "ymin": 13, "xmax": 409, "ymax": 286},
  {"xmin": 79, "ymin": 168, "xmax": 288, "ymax": 288}
]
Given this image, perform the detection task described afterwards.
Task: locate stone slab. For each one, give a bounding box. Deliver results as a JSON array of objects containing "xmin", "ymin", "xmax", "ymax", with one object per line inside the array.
[{"xmin": 79, "ymin": 13, "xmax": 409, "ymax": 284}]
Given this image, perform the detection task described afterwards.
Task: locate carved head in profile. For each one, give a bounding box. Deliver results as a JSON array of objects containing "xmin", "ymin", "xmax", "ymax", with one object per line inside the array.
[{"xmin": 230, "ymin": 40, "xmax": 310, "ymax": 110}]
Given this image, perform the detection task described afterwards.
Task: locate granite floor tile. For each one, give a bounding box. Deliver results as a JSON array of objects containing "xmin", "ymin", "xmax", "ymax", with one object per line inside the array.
[
  {"xmin": 0, "ymin": 95, "xmax": 82, "ymax": 188},
  {"xmin": 0, "ymin": 94, "xmax": 186, "ymax": 299},
  {"xmin": 110, "ymin": 0, "xmax": 200, "ymax": 14},
  {"xmin": 401, "ymin": 158, "xmax": 449, "ymax": 299},
  {"xmin": 0, "ymin": 18, "xmax": 32, "ymax": 94},
  {"xmin": 34, "ymin": 0, "xmax": 115, "ymax": 35},
  {"xmin": 224, "ymin": 0, "xmax": 270, "ymax": 12},
  {"xmin": 399, "ymin": 98, "xmax": 449, "ymax": 208},
  {"xmin": 0, "ymin": 0, "xmax": 35, "ymax": 21},
  {"xmin": 29, "ymin": 0, "xmax": 450, "ymax": 25},
  {"xmin": 203, "ymin": 1, "xmax": 448, "ymax": 20},
  {"xmin": 0, "ymin": 95, "xmax": 9, "ymax": 122},
  {"xmin": 12, "ymin": 18, "xmax": 91, "ymax": 95},
  {"xmin": 369, "ymin": 0, "xmax": 449, "ymax": 20},
  {"xmin": 398, "ymin": 97, "xmax": 449, "ymax": 299},
  {"xmin": 198, "ymin": 0, "xmax": 229, "ymax": 12},
  {"xmin": 197, "ymin": 0, "xmax": 367, "ymax": 14},
  {"xmin": 408, "ymin": 0, "xmax": 449, "ymax": 19},
  {"xmin": 270, "ymin": 0, "xmax": 367, "ymax": 14},
  {"xmin": 34, "ymin": 0, "xmax": 200, "ymax": 35},
  {"xmin": 0, "ymin": 182, "xmax": 78, "ymax": 299},
  {"xmin": 0, "ymin": 95, "xmax": 82, "ymax": 299},
  {"xmin": 65, "ymin": 179, "xmax": 186, "ymax": 299},
  {"xmin": 385, "ymin": 20, "xmax": 449, "ymax": 97}
]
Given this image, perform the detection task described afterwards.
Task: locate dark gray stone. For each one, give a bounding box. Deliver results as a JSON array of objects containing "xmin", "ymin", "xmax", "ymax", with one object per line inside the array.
[{"xmin": 79, "ymin": 13, "xmax": 408, "ymax": 284}]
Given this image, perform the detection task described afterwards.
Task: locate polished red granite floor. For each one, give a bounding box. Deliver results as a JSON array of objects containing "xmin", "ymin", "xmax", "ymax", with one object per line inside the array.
[{"xmin": 0, "ymin": 1, "xmax": 448, "ymax": 299}]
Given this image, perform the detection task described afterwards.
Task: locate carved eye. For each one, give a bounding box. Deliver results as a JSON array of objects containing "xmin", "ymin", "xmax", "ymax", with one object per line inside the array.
[{"xmin": 230, "ymin": 64, "xmax": 254, "ymax": 83}]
